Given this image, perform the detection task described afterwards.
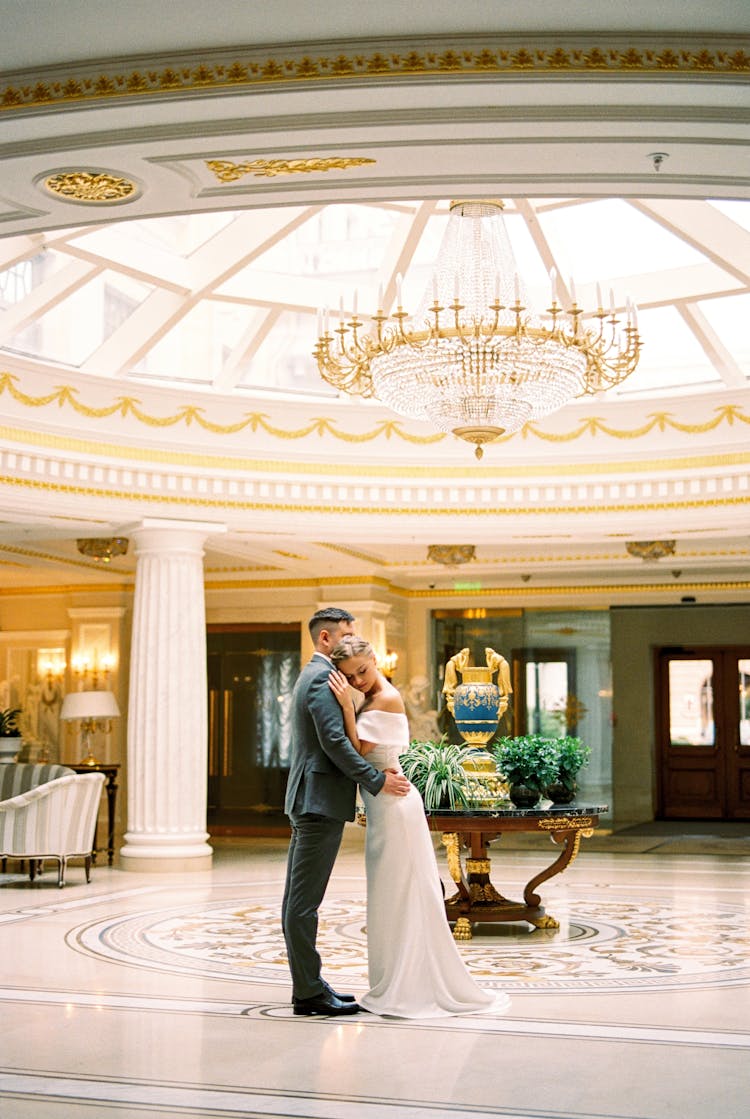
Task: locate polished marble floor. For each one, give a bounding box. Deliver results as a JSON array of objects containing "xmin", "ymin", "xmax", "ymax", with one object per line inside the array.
[{"xmin": 1, "ymin": 825, "xmax": 748, "ymax": 1118}]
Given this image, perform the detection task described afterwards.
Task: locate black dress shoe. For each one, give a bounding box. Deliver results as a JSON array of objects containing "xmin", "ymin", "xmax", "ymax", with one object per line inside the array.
[
  {"xmin": 293, "ymin": 991, "xmax": 360, "ymax": 1016},
  {"xmin": 323, "ymin": 982, "xmax": 356, "ymax": 1003}
]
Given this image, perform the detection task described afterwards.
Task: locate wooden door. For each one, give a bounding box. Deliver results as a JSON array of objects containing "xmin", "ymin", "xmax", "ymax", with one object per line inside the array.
[
  {"xmin": 207, "ymin": 625, "xmax": 300, "ymax": 827},
  {"xmin": 656, "ymin": 646, "xmax": 750, "ymax": 819}
]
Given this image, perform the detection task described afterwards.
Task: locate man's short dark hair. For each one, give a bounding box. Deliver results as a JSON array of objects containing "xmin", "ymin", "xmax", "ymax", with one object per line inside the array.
[{"xmin": 308, "ymin": 606, "xmax": 355, "ymax": 641}]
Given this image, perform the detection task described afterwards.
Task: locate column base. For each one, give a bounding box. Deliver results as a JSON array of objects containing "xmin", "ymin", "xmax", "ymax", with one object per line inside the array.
[{"xmin": 119, "ymin": 834, "xmax": 213, "ymax": 872}]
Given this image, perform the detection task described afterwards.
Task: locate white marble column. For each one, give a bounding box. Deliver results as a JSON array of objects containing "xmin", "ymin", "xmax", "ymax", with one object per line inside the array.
[{"xmin": 120, "ymin": 519, "xmax": 224, "ymax": 872}]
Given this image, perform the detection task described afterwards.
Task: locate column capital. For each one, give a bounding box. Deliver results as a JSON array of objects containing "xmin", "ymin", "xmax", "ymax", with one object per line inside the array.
[{"xmin": 125, "ymin": 518, "xmax": 227, "ymax": 557}]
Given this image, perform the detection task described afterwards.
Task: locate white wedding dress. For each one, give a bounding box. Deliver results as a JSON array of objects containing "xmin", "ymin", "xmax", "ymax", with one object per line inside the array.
[{"xmin": 356, "ymin": 709, "xmax": 510, "ymax": 1018}]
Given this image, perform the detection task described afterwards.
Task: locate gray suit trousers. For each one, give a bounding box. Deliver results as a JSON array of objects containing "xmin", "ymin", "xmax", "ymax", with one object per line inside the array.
[{"xmin": 281, "ymin": 811, "xmax": 345, "ymax": 999}]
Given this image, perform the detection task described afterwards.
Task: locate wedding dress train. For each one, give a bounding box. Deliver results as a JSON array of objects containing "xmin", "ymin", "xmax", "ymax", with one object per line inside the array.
[{"xmin": 356, "ymin": 709, "xmax": 510, "ymax": 1018}]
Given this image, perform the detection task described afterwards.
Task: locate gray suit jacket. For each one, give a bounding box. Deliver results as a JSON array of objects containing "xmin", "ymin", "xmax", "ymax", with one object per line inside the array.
[{"xmin": 284, "ymin": 653, "xmax": 386, "ymax": 821}]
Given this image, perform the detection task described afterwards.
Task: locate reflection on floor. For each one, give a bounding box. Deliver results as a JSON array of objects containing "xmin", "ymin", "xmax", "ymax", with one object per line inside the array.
[{"xmin": 1, "ymin": 825, "xmax": 749, "ymax": 1118}]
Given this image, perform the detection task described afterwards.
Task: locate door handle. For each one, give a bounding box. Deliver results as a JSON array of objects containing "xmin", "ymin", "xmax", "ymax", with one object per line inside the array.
[
  {"xmin": 222, "ymin": 689, "xmax": 233, "ymax": 776},
  {"xmin": 208, "ymin": 688, "xmax": 219, "ymax": 776}
]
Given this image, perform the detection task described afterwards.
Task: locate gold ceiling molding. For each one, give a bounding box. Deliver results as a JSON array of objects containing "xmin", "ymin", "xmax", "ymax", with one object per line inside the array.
[
  {"xmin": 407, "ymin": 580, "xmax": 750, "ymax": 598},
  {"xmin": 2, "ymin": 574, "xmax": 748, "ymax": 600},
  {"xmin": 0, "ymin": 582, "xmax": 132, "ymax": 598},
  {"xmin": 3, "ymin": 372, "xmax": 750, "ymax": 451},
  {"xmin": 2, "ymin": 468, "xmax": 750, "ymax": 518},
  {"xmin": 1, "ymin": 37, "xmax": 747, "ymax": 114},
  {"xmin": 0, "ymin": 374, "xmax": 441, "ymax": 444},
  {"xmin": 0, "ymin": 542, "xmax": 131, "ymax": 573},
  {"xmin": 206, "ymin": 157, "xmax": 376, "ymax": 182},
  {"xmin": 43, "ymin": 170, "xmax": 138, "ymax": 203},
  {"xmin": 2, "ymin": 419, "xmax": 750, "ymax": 482}
]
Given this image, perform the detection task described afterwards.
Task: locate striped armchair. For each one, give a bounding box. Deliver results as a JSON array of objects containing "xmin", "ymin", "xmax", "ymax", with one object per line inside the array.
[{"xmin": 0, "ymin": 763, "xmax": 106, "ymax": 887}]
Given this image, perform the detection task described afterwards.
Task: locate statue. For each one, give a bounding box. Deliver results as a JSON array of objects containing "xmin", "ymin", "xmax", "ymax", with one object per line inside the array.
[{"xmin": 400, "ymin": 675, "xmax": 441, "ymax": 742}]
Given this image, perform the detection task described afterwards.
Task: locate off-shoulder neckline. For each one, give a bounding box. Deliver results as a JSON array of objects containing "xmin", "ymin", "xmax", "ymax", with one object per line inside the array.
[{"xmin": 358, "ymin": 709, "xmax": 407, "ymax": 718}]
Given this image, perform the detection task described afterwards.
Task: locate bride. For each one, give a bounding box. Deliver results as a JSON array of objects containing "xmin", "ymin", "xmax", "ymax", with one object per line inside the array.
[{"xmin": 329, "ymin": 635, "xmax": 510, "ymax": 1019}]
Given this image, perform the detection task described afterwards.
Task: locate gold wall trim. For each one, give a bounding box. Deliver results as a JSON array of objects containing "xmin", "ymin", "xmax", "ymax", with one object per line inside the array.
[
  {"xmin": 3, "ymin": 372, "xmax": 750, "ymax": 465},
  {"xmin": 1, "ymin": 469, "xmax": 750, "ymax": 517},
  {"xmin": 0, "ymin": 582, "xmax": 133, "ymax": 597},
  {"xmin": 1, "ymin": 36, "xmax": 747, "ymax": 115},
  {"xmin": 2, "ymin": 575, "xmax": 747, "ymax": 599},
  {"xmin": 405, "ymin": 580, "xmax": 750, "ymax": 597}
]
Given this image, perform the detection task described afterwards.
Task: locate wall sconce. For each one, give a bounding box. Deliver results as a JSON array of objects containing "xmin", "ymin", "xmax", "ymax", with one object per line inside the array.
[
  {"xmin": 71, "ymin": 650, "xmax": 115, "ymax": 689},
  {"xmin": 381, "ymin": 650, "xmax": 398, "ymax": 680},
  {"xmin": 37, "ymin": 653, "xmax": 66, "ymax": 684},
  {"xmin": 60, "ymin": 690, "xmax": 120, "ymax": 766}
]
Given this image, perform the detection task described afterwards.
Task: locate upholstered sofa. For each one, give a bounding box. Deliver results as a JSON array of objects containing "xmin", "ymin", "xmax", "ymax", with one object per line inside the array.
[{"xmin": 0, "ymin": 763, "xmax": 106, "ymax": 887}]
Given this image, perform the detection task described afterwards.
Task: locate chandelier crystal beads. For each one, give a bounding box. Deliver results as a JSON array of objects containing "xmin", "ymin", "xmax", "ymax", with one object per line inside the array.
[{"xmin": 314, "ymin": 201, "xmax": 641, "ymax": 458}]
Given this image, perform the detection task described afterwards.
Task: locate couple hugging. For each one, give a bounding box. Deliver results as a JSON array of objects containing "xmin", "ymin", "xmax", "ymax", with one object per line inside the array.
[{"xmin": 282, "ymin": 607, "xmax": 510, "ymax": 1019}]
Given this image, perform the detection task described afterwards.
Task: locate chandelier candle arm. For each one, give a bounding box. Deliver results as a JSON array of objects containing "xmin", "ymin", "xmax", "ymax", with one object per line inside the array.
[{"xmin": 314, "ymin": 200, "xmax": 641, "ymax": 459}]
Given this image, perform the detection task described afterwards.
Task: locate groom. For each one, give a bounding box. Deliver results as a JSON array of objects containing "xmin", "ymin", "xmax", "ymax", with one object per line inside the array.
[{"xmin": 282, "ymin": 606, "xmax": 410, "ymax": 1016}]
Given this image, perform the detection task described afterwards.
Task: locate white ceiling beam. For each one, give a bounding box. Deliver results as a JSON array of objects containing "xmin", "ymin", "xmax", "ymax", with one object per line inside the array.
[
  {"xmin": 377, "ymin": 200, "xmax": 438, "ymax": 311},
  {"xmin": 513, "ymin": 196, "xmax": 573, "ymax": 304},
  {"xmin": 677, "ymin": 303, "xmax": 747, "ymax": 387},
  {"xmin": 78, "ymin": 287, "xmax": 190, "ymax": 376},
  {"xmin": 0, "ymin": 258, "xmax": 102, "ymax": 343},
  {"xmin": 79, "ymin": 207, "xmax": 319, "ymax": 377},
  {"xmin": 185, "ymin": 207, "xmax": 320, "ymax": 295},
  {"xmin": 0, "ymin": 233, "xmax": 46, "ymax": 271},
  {"xmin": 628, "ymin": 200, "xmax": 750, "ymax": 284},
  {"xmin": 213, "ymin": 307, "xmax": 280, "ymax": 392}
]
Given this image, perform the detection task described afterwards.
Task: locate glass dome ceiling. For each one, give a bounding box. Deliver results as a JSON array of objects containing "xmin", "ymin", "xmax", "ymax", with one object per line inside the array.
[{"xmin": 1, "ymin": 196, "xmax": 748, "ymax": 404}]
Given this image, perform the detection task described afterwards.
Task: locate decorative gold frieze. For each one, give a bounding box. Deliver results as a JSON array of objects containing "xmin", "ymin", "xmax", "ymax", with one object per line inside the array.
[
  {"xmin": 206, "ymin": 157, "xmax": 376, "ymax": 182},
  {"xmin": 43, "ymin": 171, "xmax": 138, "ymax": 203},
  {"xmin": 1, "ymin": 37, "xmax": 747, "ymax": 114},
  {"xmin": 3, "ymin": 372, "xmax": 750, "ymax": 448}
]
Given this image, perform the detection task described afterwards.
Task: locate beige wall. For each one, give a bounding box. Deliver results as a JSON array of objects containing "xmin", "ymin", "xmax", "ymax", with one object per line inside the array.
[
  {"xmin": 611, "ymin": 602, "xmax": 750, "ymax": 828},
  {"xmin": 7, "ymin": 583, "xmax": 750, "ymax": 836}
]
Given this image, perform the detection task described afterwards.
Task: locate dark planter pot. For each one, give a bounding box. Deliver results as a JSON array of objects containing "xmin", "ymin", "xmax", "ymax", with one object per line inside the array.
[
  {"xmin": 545, "ymin": 779, "xmax": 577, "ymax": 805},
  {"xmin": 508, "ymin": 782, "xmax": 542, "ymax": 808}
]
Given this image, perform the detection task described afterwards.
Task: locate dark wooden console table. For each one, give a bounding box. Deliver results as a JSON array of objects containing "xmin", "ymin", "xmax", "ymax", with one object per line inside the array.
[
  {"xmin": 427, "ymin": 805, "xmax": 607, "ymax": 939},
  {"xmin": 64, "ymin": 762, "xmax": 120, "ymax": 866}
]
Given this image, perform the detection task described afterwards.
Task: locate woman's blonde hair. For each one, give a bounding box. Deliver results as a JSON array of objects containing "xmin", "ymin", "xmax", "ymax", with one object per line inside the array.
[{"xmin": 331, "ymin": 635, "xmax": 374, "ymax": 665}]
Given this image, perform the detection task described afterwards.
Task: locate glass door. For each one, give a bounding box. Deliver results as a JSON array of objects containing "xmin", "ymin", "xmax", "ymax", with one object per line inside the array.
[
  {"xmin": 655, "ymin": 646, "xmax": 750, "ymax": 819},
  {"xmin": 207, "ymin": 625, "xmax": 300, "ymax": 829}
]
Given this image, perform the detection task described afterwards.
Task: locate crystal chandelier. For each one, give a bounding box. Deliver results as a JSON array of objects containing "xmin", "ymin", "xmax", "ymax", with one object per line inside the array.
[{"xmin": 314, "ymin": 201, "xmax": 641, "ymax": 458}]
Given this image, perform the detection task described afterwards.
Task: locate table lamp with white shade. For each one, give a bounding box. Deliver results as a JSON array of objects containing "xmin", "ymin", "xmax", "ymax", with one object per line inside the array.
[{"xmin": 60, "ymin": 690, "xmax": 120, "ymax": 766}]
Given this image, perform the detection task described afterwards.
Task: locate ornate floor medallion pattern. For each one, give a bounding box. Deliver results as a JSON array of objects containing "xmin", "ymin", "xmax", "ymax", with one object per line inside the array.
[{"xmin": 68, "ymin": 891, "xmax": 750, "ymax": 994}]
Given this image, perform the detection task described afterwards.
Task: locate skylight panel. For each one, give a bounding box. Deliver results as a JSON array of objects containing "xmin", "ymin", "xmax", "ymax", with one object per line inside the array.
[
  {"xmin": 3, "ymin": 270, "xmax": 153, "ymax": 367},
  {"xmin": 611, "ymin": 305, "xmax": 721, "ymax": 397},
  {"xmin": 538, "ymin": 200, "xmax": 706, "ymax": 285},
  {"xmin": 697, "ymin": 293, "xmax": 750, "ymax": 376},
  {"xmin": 133, "ymin": 300, "xmax": 249, "ymax": 382}
]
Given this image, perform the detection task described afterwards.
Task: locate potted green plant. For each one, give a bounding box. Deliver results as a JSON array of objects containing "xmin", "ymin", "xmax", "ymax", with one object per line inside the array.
[
  {"xmin": 0, "ymin": 707, "xmax": 22, "ymax": 763},
  {"xmin": 492, "ymin": 735, "xmax": 560, "ymax": 808},
  {"xmin": 545, "ymin": 736, "xmax": 591, "ymax": 804},
  {"xmin": 400, "ymin": 738, "xmax": 476, "ymax": 810}
]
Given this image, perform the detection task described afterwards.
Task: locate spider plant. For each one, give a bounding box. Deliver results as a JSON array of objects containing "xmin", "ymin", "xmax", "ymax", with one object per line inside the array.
[{"xmin": 400, "ymin": 738, "xmax": 476, "ymax": 810}]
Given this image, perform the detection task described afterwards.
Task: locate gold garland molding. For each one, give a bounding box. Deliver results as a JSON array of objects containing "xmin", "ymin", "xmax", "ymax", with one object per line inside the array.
[
  {"xmin": 1, "ymin": 36, "xmax": 747, "ymax": 114},
  {"xmin": 2, "ymin": 372, "xmax": 750, "ymax": 448}
]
